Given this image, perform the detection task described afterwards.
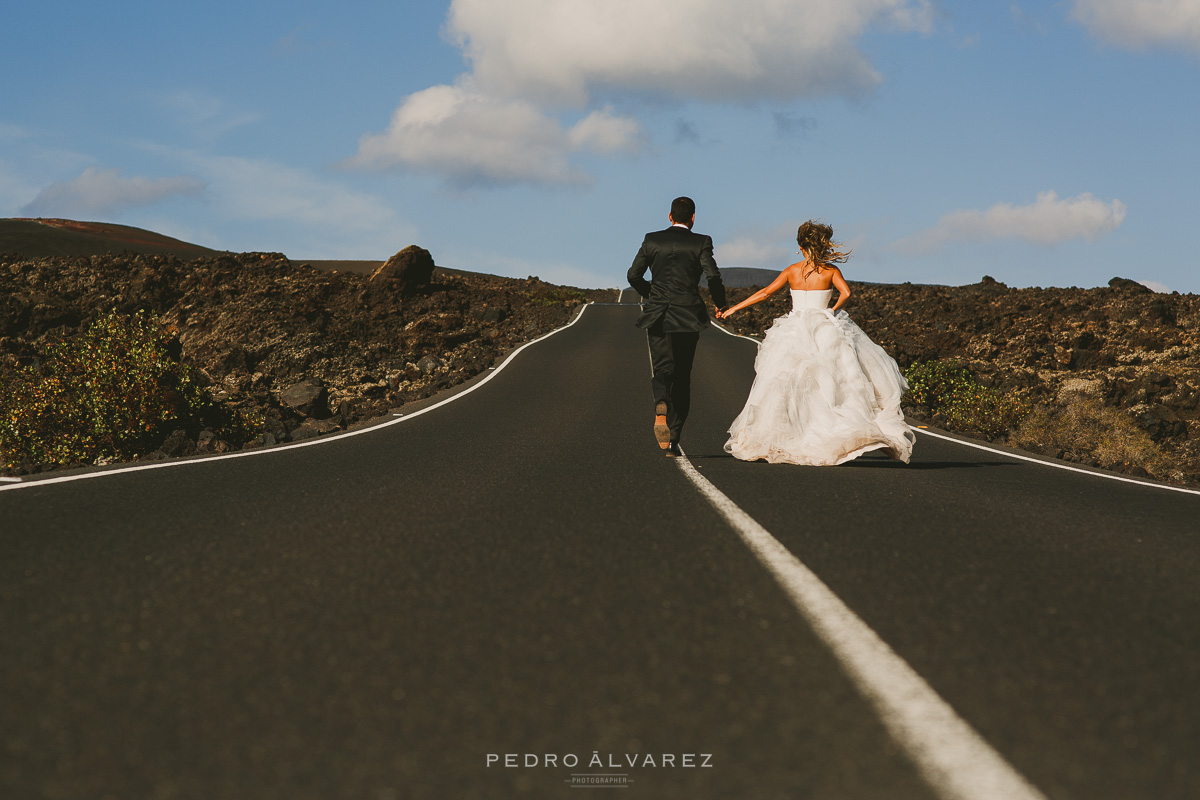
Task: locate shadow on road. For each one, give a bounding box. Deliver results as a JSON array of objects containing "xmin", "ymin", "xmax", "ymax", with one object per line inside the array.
[
  {"xmin": 685, "ymin": 452, "xmax": 1016, "ymax": 472},
  {"xmin": 846, "ymin": 458, "xmax": 1015, "ymax": 471}
]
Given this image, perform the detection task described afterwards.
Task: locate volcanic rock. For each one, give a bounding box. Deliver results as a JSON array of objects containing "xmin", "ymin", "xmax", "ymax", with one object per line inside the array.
[
  {"xmin": 289, "ymin": 418, "xmax": 340, "ymax": 441},
  {"xmin": 416, "ymin": 355, "xmax": 441, "ymax": 375},
  {"xmin": 280, "ymin": 380, "xmax": 330, "ymax": 419},
  {"xmin": 0, "ymin": 247, "xmax": 606, "ymax": 476},
  {"xmin": 370, "ymin": 245, "xmax": 436, "ymax": 296},
  {"xmin": 1108, "ymin": 276, "xmax": 1152, "ymax": 293},
  {"xmin": 159, "ymin": 429, "xmax": 196, "ymax": 458},
  {"xmin": 1135, "ymin": 407, "xmax": 1187, "ymax": 441},
  {"xmin": 195, "ymin": 430, "xmax": 232, "ymax": 454}
]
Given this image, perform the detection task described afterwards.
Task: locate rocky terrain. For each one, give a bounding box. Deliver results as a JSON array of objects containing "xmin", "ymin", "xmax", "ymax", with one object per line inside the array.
[
  {"xmin": 717, "ymin": 276, "xmax": 1200, "ymax": 487},
  {"xmin": 0, "ymin": 248, "xmax": 608, "ymax": 473},
  {"xmin": 3, "ymin": 238, "xmax": 1197, "ymax": 487}
]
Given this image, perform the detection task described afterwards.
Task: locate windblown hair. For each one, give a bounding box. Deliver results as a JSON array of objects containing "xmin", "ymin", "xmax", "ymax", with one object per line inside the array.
[{"xmin": 796, "ymin": 220, "xmax": 850, "ymax": 276}]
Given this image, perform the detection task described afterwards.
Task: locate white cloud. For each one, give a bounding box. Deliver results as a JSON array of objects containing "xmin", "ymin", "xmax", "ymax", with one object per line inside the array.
[
  {"xmin": 716, "ymin": 222, "xmax": 802, "ymax": 268},
  {"xmin": 353, "ymin": 0, "xmax": 931, "ymax": 185},
  {"xmin": 1071, "ymin": 0, "xmax": 1200, "ymax": 54},
  {"xmin": 164, "ymin": 151, "xmax": 418, "ymax": 258},
  {"xmin": 567, "ymin": 108, "xmax": 644, "ymax": 154},
  {"xmin": 447, "ymin": 0, "xmax": 932, "ymax": 104},
  {"xmin": 180, "ymin": 152, "xmax": 400, "ymax": 229},
  {"xmin": 440, "ymin": 247, "xmax": 617, "ymax": 289},
  {"xmin": 0, "ymin": 158, "xmax": 41, "ymax": 215},
  {"xmin": 893, "ymin": 191, "xmax": 1127, "ymax": 253},
  {"xmin": 21, "ymin": 167, "xmax": 205, "ymax": 217},
  {"xmin": 1139, "ymin": 279, "xmax": 1171, "ymax": 293},
  {"xmin": 346, "ymin": 84, "xmax": 642, "ymax": 186}
]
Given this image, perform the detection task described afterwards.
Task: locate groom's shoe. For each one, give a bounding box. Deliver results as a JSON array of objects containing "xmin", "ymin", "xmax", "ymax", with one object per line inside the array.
[
  {"xmin": 654, "ymin": 401, "xmax": 670, "ymax": 449},
  {"xmin": 665, "ymin": 442, "xmax": 682, "ymax": 458}
]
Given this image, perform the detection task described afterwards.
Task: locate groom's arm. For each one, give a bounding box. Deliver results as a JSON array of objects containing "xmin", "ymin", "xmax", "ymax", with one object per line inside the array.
[
  {"xmin": 700, "ymin": 235, "xmax": 726, "ymax": 309},
  {"xmin": 627, "ymin": 240, "xmax": 653, "ymax": 298}
]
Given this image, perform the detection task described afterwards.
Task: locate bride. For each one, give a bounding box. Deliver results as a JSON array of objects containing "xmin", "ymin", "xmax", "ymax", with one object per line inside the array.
[{"xmin": 716, "ymin": 221, "xmax": 914, "ymax": 466}]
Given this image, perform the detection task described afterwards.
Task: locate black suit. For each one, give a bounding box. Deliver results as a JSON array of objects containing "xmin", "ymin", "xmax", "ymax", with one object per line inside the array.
[{"xmin": 628, "ymin": 225, "xmax": 727, "ymax": 444}]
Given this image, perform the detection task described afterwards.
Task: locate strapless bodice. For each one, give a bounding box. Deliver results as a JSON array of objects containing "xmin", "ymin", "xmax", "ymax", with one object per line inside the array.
[{"xmin": 790, "ymin": 288, "xmax": 832, "ymax": 310}]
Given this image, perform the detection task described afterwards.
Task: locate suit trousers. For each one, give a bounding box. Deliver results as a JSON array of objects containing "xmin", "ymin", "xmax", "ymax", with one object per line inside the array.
[{"xmin": 646, "ymin": 320, "xmax": 700, "ymax": 443}]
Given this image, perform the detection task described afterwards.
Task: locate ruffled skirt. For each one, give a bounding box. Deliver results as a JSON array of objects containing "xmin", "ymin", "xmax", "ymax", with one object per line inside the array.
[{"xmin": 724, "ymin": 309, "xmax": 915, "ymax": 465}]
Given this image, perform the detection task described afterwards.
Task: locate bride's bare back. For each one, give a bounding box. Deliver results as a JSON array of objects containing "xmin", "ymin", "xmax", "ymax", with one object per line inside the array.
[
  {"xmin": 784, "ymin": 261, "xmax": 840, "ymax": 291},
  {"xmin": 719, "ymin": 259, "xmax": 853, "ymax": 319},
  {"xmin": 716, "ymin": 221, "xmax": 854, "ymax": 321}
]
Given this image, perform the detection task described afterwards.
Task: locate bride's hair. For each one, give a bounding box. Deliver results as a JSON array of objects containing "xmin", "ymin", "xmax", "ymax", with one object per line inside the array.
[{"xmin": 796, "ymin": 221, "xmax": 849, "ymax": 276}]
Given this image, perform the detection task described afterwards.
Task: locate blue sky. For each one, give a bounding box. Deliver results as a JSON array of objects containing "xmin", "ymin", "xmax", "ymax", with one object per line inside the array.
[{"xmin": 2, "ymin": 1, "xmax": 1198, "ymax": 293}]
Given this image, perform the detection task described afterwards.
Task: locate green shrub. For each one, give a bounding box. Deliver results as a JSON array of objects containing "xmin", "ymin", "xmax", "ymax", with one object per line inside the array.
[
  {"xmin": 903, "ymin": 360, "xmax": 974, "ymax": 409},
  {"xmin": 904, "ymin": 359, "xmax": 1031, "ymax": 440},
  {"xmin": 0, "ymin": 310, "xmax": 259, "ymax": 471}
]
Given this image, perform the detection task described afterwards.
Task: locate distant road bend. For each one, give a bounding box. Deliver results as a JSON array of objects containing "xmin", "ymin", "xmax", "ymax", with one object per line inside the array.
[{"xmin": 2, "ymin": 298, "xmax": 1199, "ymax": 800}]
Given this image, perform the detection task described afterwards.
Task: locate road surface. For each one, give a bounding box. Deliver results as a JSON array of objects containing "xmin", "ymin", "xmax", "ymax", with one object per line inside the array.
[{"xmin": 2, "ymin": 297, "xmax": 1198, "ymax": 799}]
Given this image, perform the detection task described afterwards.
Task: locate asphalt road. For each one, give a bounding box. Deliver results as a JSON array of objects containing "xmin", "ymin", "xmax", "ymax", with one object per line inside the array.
[{"xmin": 2, "ymin": 299, "xmax": 1198, "ymax": 800}]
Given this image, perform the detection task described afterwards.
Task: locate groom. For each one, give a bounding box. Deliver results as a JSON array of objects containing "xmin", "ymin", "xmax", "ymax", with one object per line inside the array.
[{"xmin": 628, "ymin": 196, "xmax": 726, "ymax": 457}]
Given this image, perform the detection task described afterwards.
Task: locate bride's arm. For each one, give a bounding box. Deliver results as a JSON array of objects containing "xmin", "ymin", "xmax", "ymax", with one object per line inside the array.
[
  {"xmin": 718, "ymin": 267, "xmax": 791, "ymax": 318},
  {"xmin": 829, "ymin": 268, "xmax": 851, "ymax": 314}
]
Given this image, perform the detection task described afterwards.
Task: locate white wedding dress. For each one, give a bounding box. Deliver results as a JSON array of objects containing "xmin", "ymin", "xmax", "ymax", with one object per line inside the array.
[{"xmin": 724, "ymin": 289, "xmax": 915, "ymax": 466}]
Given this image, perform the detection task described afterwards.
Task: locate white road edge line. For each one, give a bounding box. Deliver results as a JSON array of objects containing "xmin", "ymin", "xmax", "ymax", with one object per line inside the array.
[
  {"xmin": 673, "ymin": 451, "xmax": 1047, "ymax": 800},
  {"xmin": 710, "ymin": 320, "xmax": 761, "ymax": 345},
  {"xmin": 0, "ymin": 303, "xmax": 593, "ymax": 493},
  {"xmin": 713, "ymin": 320, "xmax": 1200, "ymax": 497},
  {"xmin": 914, "ymin": 427, "xmax": 1200, "ymax": 497}
]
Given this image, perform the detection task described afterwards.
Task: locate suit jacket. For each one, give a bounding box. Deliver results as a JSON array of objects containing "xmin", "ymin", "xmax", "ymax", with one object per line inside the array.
[{"xmin": 628, "ymin": 226, "xmax": 726, "ymax": 332}]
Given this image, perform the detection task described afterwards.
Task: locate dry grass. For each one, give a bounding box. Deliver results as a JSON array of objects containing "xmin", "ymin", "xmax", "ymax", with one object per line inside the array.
[{"xmin": 1010, "ymin": 390, "xmax": 1168, "ymax": 477}]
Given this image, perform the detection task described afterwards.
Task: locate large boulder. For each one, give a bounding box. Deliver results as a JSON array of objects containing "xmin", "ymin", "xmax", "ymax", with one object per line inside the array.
[
  {"xmin": 1108, "ymin": 277, "xmax": 1152, "ymax": 294},
  {"xmin": 370, "ymin": 245, "xmax": 436, "ymax": 296},
  {"xmin": 280, "ymin": 379, "xmax": 330, "ymax": 419}
]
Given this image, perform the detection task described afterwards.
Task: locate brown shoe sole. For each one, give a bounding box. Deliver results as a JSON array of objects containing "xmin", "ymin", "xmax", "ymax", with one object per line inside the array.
[
  {"xmin": 654, "ymin": 415, "xmax": 670, "ymax": 449},
  {"xmin": 654, "ymin": 401, "xmax": 669, "ymax": 448}
]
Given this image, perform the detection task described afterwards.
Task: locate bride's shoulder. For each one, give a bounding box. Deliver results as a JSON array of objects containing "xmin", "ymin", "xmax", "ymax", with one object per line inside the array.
[{"xmin": 779, "ymin": 262, "xmax": 805, "ymax": 286}]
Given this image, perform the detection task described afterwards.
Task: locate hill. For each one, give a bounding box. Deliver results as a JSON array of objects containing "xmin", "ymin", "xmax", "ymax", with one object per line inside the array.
[
  {"xmin": 0, "ymin": 218, "xmax": 221, "ymax": 260},
  {"xmin": 701, "ymin": 267, "xmax": 779, "ymax": 288}
]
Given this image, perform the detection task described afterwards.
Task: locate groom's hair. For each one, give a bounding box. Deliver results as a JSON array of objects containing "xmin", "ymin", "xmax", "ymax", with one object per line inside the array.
[{"xmin": 669, "ymin": 196, "xmax": 696, "ymax": 224}]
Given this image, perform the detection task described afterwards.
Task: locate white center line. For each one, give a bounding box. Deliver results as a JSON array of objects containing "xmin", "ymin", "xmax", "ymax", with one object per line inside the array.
[{"xmin": 674, "ymin": 451, "xmax": 1047, "ymax": 800}]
